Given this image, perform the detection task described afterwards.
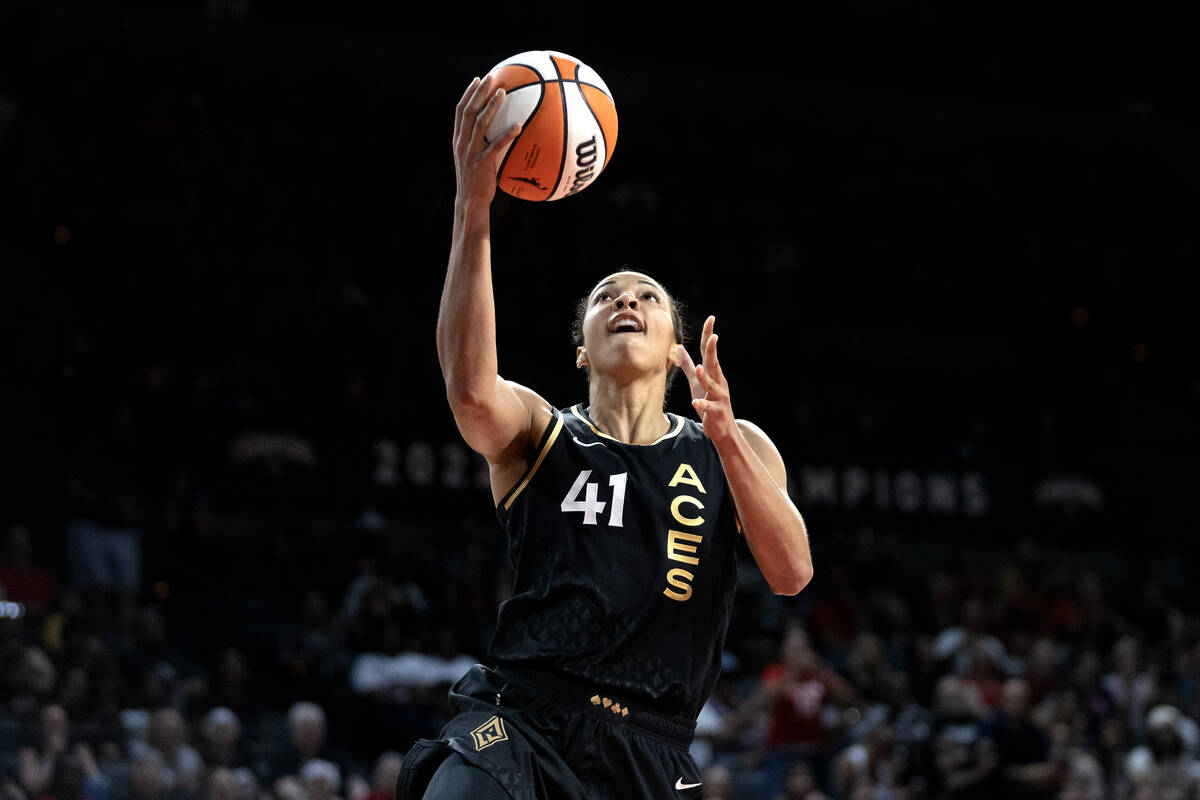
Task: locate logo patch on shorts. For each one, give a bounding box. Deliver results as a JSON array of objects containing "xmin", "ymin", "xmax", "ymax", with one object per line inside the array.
[{"xmin": 471, "ymin": 715, "xmax": 508, "ymax": 751}]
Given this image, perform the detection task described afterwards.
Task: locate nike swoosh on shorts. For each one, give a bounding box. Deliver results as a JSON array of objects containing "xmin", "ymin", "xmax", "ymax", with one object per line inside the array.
[{"xmin": 675, "ymin": 778, "xmax": 702, "ymax": 790}]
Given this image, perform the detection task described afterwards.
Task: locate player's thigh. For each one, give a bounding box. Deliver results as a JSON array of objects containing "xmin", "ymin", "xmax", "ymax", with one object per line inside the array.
[{"xmin": 419, "ymin": 753, "xmax": 510, "ymax": 800}]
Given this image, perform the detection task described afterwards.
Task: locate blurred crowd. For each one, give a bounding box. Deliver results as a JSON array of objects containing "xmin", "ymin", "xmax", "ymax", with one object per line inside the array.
[
  {"xmin": 5, "ymin": 500, "xmax": 1200, "ymax": 800},
  {"xmin": 3, "ymin": 3, "xmax": 1199, "ymax": 800}
]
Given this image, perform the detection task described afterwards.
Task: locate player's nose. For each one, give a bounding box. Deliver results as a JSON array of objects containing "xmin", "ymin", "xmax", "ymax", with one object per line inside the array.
[{"xmin": 613, "ymin": 290, "xmax": 637, "ymax": 310}]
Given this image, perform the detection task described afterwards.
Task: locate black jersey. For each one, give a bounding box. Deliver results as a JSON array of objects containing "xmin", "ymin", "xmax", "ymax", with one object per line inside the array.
[{"xmin": 489, "ymin": 404, "xmax": 740, "ymax": 719}]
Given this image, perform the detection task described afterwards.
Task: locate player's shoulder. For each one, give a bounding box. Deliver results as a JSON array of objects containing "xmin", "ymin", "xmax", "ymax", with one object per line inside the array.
[
  {"xmin": 488, "ymin": 381, "xmax": 561, "ymax": 508},
  {"xmin": 485, "ymin": 379, "xmax": 557, "ymax": 469},
  {"xmin": 503, "ymin": 379, "xmax": 553, "ymax": 411},
  {"xmin": 502, "ymin": 379, "xmax": 555, "ymax": 428}
]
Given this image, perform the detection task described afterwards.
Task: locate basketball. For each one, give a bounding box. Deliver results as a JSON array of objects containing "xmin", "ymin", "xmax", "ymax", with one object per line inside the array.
[{"xmin": 483, "ymin": 50, "xmax": 618, "ymax": 202}]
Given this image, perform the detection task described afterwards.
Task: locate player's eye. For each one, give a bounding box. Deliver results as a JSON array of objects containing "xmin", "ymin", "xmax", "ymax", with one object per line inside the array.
[
  {"xmin": 594, "ymin": 292, "xmax": 610, "ymax": 303},
  {"xmin": 642, "ymin": 292, "xmax": 660, "ymax": 302}
]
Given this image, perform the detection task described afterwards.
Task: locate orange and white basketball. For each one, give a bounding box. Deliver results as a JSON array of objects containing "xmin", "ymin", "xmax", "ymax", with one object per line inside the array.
[{"xmin": 484, "ymin": 50, "xmax": 618, "ymax": 202}]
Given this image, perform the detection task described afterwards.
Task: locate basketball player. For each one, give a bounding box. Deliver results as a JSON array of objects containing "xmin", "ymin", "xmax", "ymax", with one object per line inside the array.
[{"xmin": 398, "ymin": 74, "xmax": 813, "ymax": 800}]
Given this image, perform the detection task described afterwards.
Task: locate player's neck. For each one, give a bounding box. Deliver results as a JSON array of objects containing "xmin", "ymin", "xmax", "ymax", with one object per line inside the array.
[{"xmin": 586, "ymin": 380, "xmax": 669, "ymax": 445}]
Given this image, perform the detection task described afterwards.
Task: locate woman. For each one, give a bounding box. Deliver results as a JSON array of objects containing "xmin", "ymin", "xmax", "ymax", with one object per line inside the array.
[{"xmin": 399, "ymin": 74, "xmax": 813, "ymax": 800}]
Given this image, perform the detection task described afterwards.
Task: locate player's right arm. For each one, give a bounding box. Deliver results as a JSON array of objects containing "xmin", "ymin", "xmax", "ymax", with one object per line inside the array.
[{"xmin": 438, "ymin": 76, "xmax": 551, "ymax": 490}]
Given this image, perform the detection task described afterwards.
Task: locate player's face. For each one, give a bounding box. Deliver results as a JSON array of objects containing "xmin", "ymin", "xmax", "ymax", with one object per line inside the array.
[{"xmin": 577, "ymin": 271, "xmax": 676, "ymax": 380}]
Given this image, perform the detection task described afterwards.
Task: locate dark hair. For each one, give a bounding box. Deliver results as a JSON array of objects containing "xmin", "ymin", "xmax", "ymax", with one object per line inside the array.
[{"xmin": 570, "ymin": 274, "xmax": 689, "ymax": 407}]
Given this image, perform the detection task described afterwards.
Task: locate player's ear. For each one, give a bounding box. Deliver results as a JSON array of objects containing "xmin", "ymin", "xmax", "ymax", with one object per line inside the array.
[{"xmin": 576, "ymin": 346, "xmax": 589, "ymax": 370}]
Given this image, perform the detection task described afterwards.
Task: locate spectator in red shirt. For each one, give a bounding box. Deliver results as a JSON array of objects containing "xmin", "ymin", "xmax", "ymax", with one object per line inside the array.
[
  {"xmin": 759, "ymin": 625, "xmax": 856, "ymax": 749},
  {"xmin": 728, "ymin": 623, "xmax": 856, "ymax": 795}
]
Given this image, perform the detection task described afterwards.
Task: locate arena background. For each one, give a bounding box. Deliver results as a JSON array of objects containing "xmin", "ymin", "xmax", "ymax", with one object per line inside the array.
[{"xmin": 1, "ymin": 2, "xmax": 1198, "ymax": 799}]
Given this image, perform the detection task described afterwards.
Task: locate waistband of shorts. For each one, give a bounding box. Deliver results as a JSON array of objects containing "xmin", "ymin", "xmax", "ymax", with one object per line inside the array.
[{"xmin": 491, "ymin": 664, "xmax": 696, "ymax": 747}]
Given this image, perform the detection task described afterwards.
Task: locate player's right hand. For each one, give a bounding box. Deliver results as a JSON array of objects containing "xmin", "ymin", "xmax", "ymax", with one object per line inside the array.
[{"xmin": 453, "ymin": 75, "xmax": 520, "ymax": 208}]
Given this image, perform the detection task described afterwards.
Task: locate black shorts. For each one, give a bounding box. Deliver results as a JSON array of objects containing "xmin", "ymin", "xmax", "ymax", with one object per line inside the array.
[{"xmin": 397, "ymin": 664, "xmax": 704, "ymax": 800}]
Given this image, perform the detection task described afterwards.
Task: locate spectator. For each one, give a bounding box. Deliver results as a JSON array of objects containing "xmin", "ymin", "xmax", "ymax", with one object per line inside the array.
[
  {"xmin": 200, "ymin": 767, "xmax": 237, "ymax": 800},
  {"xmin": 363, "ymin": 751, "xmax": 403, "ymax": 800},
  {"xmin": 5, "ymin": 646, "xmax": 57, "ymax": 720},
  {"xmin": 1124, "ymin": 704, "xmax": 1200, "ymax": 797},
  {"xmin": 209, "ymin": 649, "xmax": 258, "ymax": 722},
  {"xmin": 300, "ymin": 759, "xmax": 341, "ymax": 800},
  {"xmin": 844, "ymin": 630, "xmax": 907, "ymax": 709},
  {"xmin": 832, "ymin": 722, "xmax": 917, "ymax": 799},
  {"xmin": 273, "ymin": 701, "xmax": 333, "ymax": 779},
  {"xmin": 142, "ymin": 708, "xmax": 204, "ymax": 798},
  {"xmin": 933, "ymin": 597, "xmax": 1018, "ymax": 686},
  {"xmin": 727, "ymin": 623, "xmax": 856, "ymax": 795},
  {"xmin": 930, "ymin": 674, "xmax": 989, "ymax": 798},
  {"xmin": 128, "ymin": 750, "xmax": 170, "ymax": 800},
  {"xmin": 1024, "ymin": 636, "xmax": 1063, "ymax": 707},
  {"xmin": 272, "ymin": 776, "xmax": 305, "ymax": 800},
  {"xmin": 0, "ymin": 524, "xmax": 56, "ymax": 620},
  {"xmin": 54, "ymin": 667, "xmax": 92, "ymax": 723},
  {"xmin": 1102, "ymin": 635, "xmax": 1156, "ymax": 740},
  {"xmin": 959, "ymin": 639, "xmax": 1008, "ymax": 712},
  {"xmin": 229, "ymin": 768, "xmax": 259, "ymax": 800},
  {"xmin": 1057, "ymin": 751, "xmax": 1105, "ymax": 800},
  {"xmin": 18, "ymin": 705, "xmax": 70, "ymax": 797},
  {"xmin": 700, "ymin": 763, "xmax": 735, "ymax": 800},
  {"xmin": 771, "ymin": 761, "xmax": 829, "ymax": 800},
  {"xmin": 978, "ymin": 677, "xmax": 1060, "ymax": 798},
  {"xmin": 198, "ymin": 707, "xmax": 244, "ymax": 770},
  {"xmin": 35, "ymin": 749, "xmax": 89, "ymax": 800}
]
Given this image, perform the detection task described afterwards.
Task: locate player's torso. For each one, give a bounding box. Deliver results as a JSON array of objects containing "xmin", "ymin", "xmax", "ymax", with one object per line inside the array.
[{"xmin": 491, "ymin": 405, "xmax": 739, "ymax": 715}]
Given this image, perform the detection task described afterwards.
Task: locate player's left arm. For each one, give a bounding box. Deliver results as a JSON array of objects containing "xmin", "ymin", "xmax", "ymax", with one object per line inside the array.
[{"xmin": 674, "ymin": 316, "xmax": 813, "ymax": 596}]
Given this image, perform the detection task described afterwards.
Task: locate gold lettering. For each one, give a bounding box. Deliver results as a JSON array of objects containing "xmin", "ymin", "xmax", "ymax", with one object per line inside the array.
[
  {"xmin": 662, "ymin": 469, "xmax": 707, "ymax": 602},
  {"xmin": 668, "ymin": 463, "xmax": 707, "ymax": 494},
  {"xmin": 670, "ymin": 495, "xmax": 705, "ymax": 526},
  {"xmin": 666, "ymin": 530, "xmax": 704, "ymax": 565},
  {"xmin": 663, "ymin": 568, "xmax": 695, "ymax": 601}
]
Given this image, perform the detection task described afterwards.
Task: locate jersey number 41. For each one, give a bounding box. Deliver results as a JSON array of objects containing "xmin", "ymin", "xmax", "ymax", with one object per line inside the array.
[{"xmin": 561, "ymin": 470, "xmax": 628, "ymax": 527}]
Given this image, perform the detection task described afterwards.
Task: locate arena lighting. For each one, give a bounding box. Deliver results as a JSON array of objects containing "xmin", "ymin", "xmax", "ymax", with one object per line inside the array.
[{"xmin": 0, "ymin": 601, "xmax": 25, "ymax": 619}]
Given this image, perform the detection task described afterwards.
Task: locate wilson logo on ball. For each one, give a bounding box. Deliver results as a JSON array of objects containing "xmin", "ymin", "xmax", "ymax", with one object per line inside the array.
[
  {"xmin": 564, "ymin": 137, "xmax": 598, "ymax": 198},
  {"xmin": 483, "ymin": 51, "xmax": 618, "ymax": 202}
]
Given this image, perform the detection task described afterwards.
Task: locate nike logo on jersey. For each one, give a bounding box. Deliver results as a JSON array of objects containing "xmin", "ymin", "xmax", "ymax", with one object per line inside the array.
[
  {"xmin": 675, "ymin": 778, "xmax": 702, "ymax": 790},
  {"xmin": 572, "ymin": 436, "xmax": 604, "ymax": 448}
]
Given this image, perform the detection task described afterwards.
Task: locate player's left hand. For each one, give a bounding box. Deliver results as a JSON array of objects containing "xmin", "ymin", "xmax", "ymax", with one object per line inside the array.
[{"xmin": 673, "ymin": 315, "xmax": 738, "ymax": 446}]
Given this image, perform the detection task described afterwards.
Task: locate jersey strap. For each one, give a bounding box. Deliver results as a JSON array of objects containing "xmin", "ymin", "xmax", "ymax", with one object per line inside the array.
[{"xmin": 498, "ymin": 409, "xmax": 565, "ymax": 511}]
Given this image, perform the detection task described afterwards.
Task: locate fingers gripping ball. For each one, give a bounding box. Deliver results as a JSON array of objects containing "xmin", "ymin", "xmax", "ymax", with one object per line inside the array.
[{"xmin": 484, "ymin": 51, "xmax": 618, "ymax": 202}]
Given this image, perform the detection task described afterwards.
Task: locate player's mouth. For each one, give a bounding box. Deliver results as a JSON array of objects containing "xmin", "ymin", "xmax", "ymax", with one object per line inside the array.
[{"xmin": 608, "ymin": 313, "xmax": 644, "ymax": 334}]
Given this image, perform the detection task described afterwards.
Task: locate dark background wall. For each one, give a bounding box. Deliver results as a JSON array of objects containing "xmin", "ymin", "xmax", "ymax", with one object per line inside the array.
[{"xmin": 4, "ymin": 1, "xmax": 1197, "ymax": 540}]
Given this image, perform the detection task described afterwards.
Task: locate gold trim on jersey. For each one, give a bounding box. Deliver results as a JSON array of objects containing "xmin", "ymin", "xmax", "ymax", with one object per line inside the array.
[
  {"xmin": 501, "ymin": 413, "xmax": 564, "ymax": 511},
  {"xmin": 570, "ymin": 404, "xmax": 684, "ymax": 446}
]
